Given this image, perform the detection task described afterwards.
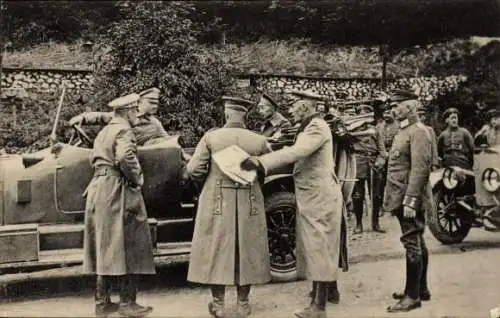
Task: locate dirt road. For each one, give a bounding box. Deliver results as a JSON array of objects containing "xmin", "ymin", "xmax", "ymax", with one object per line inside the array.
[{"xmin": 1, "ymin": 216, "xmax": 500, "ymax": 317}]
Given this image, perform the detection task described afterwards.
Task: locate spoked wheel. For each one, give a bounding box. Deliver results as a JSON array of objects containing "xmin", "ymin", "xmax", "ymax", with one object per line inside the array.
[
  {"xmin": 265, "ymin": 192, "xmax": 298, "ymax": 282},
  {"xmin": 427, "ymin": 186, "xmax": 473, "ymax": 245}
]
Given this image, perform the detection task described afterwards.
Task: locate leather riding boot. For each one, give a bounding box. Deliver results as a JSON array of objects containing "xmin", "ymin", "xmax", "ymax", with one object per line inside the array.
[
  {"xmin": 208, "ymin": 285, "xmax": 225, "ymax": 318},
  {"xmin": 237, "ymin": 285, "xmax": 251, "ymax": 316},
  {"xmin": 419, "ymin": 240, "xmax": 431, "ymax": 300},
  {"xmin": 327, "ymin": 281, "xmax": 340, "ymax": 304},
  {"xmin": 371, "ymin": 200, "xmax": 386, "ymax": 233},
  {"xmin": 295, "ymin": 282, "xmax": 327, "ymax": 318},
  {"xmin": 95, "ymin": 275, "xmax": 118, "ymax": 317},
  {"xmin": 118, "ymin": 275, "xmax": 153, "ymax": 317},
  {"xmin": 388, "ymin": 257, "xmax": 422, "ymax": 313},
  {"xmin": 353, "ymin": 199, "xmax": 364, "ymax": 234}
]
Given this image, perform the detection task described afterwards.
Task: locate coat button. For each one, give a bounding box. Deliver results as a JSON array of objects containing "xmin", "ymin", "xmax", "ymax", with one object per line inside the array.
[
  {"xmin": 216, "ymin": 195, "xmax": 221, "ymax": 199},
  {"xmin": 234, "ymin": 182, "xmax": 239, "ymax": 187}
]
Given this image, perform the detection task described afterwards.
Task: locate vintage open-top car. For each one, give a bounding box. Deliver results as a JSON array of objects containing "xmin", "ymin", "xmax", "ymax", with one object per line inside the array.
[
  {"xmin": 0, "ymin": 119, "xmax": 304, "ymax": 281},
  {"xmin": 428, "ymin": 145, "xmax": 500, "ymax": 244}
]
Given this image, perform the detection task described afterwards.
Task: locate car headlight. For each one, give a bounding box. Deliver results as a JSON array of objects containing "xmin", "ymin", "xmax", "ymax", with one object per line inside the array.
[
  {"xmin": 442, "ymin": 167, "xmax": 459, "ymax": 190},
  {"xmin": 482, "ymin": 168, "xmax": 500, "ymax": 193}
]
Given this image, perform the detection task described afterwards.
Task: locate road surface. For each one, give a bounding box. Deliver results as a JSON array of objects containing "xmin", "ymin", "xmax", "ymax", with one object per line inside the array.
[{"xmin": 1, "ymin": 215, "xmax": 499, "ymax": 317}]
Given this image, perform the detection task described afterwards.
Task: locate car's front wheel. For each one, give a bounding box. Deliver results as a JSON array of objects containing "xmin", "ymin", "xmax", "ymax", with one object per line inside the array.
[
  {"xmin": 427, "ymin": 186, "xmax": 473, "ymax": 245},
  {"xmin": 265, "ymin": 192, "xmax": 298, "ymax": 282}
]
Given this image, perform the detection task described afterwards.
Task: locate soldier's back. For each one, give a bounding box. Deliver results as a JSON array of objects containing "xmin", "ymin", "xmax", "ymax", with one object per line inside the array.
[
  {"xmin": 207, "ymin": 127, "xmax": 269, "ymax": 156},
  {"xmin": 91, "ymin": 119, "xmax": 131, "ymax": 167}
]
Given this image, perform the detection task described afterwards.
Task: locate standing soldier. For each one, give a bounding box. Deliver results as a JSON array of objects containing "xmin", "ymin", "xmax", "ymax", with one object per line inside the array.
[
  {"xmin": 256, "ymin": 92, "xmax": 291, "ymax": 139},
  {"xmin": 373, "ymin": 103, "xmax": 400, "ymax": 219},
  {"xmin": 351, "ymin": 104, "xmax": 387, "ymax": 234},
  {"xmin": 242, "ymin": 90, "xmax": 344, "ymax": 318},
  {"xmin": 186, "ymin": 96, "xmax": 271, "ymax": 318},
  {"xmin": 474, "ymin": 108, "xmax": 500, "ymax": 146},
  {"xmin": 83, "ymin": 93, "xmax": 155, "ymax": 317},
  {"xmin": 385, "ymin": 98, "xmax": 432, "ymax": 313},
  {"xmin": 437, "ymin": 107, "xmax": 474, "ymax": 170}
]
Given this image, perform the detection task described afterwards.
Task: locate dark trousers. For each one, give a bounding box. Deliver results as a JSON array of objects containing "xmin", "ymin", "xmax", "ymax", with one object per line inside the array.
[
  {"xmin": 396, "ymin": 208, "xmax": 429, "ymax": 299},
  {"xmin": 352, "ymin": 170, "xmax": 383, "ymax": 229}
]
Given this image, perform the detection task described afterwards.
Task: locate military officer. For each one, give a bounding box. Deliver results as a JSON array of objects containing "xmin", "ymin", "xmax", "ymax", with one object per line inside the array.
[
  {"xmin": 242, "ymin": 90, "xmax": 344, "ymax": 318},
  {"xmin": 373, "ymin": 103, "xmax": 400, "ymax": 219},
  {"xmin": 186, "ymin": 96, "xmax": 271, "ymax": 318},
  {"xmin": 437, "ymin": 107, "xmax": 474, "ymax": 170},
  {"xmin": 256, "ymin": 92, "xmax": 291, "ymax": 138},
  {"xmin": 351, "ymin": 104, "xmax": 387, "ymax": 234},
  {"xmin": 69, "ymin": 87, "xmax": 171, "ymax": 146},
  {"xmin": 474, "ymin": 108, "xmax": 500, "ymax": 146},
  {"xmin": 384, "ymin": 98, "xmax": 432, "ymax": 313},
  {"xmin": 82, "ymin": 93, "xmax": 155, "ymax": 317}
]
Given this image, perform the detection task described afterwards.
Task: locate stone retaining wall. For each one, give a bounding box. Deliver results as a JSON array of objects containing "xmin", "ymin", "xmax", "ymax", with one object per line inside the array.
[
  {"xmin": 1, "ymin": 68, "xmax": 94, "ymax": 93},
  {"xmin": 1, "ymin": 67, "xmax": 466, "ymax": 105}
]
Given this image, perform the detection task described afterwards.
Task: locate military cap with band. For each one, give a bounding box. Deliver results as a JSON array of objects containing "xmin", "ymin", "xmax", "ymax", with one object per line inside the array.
[
  {"xmin": 389, "ymin": 89, "xmax": 419, "ymax": 103},
  {"xmin": 487, "ymin": 108, "xmax": 500, "ymax": 119},
  {"xmin": 357, "ymin": 104, "xmax": 374, "ymax": 113},
  {"xmin": 260, "ymin": 92, "xmax": 280, "ymax": 109},
  {"xmin": 442, "ymin": 107, "xmax": 460, "ymax": 120},
  {"xmin": 139, "ymin": 87, "xmax": 160, "ymax": 104},
  {"xmin": 222, "ymin": 96, "xmax": 253, "ymax": 113},
  {"xmin": 108, "ymin": 93, "xmax": 141, "ymax": 109}
]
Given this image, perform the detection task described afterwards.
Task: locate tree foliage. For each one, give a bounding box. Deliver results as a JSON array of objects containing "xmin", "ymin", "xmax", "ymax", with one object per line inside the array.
[
  {"xmin": 91, "ymin": 1, "xmax": 234, "ymax": 146},
  {"xmin": 429, "ymin": 40, "xmax": 500, "ymax": 134}
]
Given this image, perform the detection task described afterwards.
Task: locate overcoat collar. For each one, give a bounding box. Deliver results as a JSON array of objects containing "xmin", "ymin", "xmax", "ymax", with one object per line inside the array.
[
  {"xmin": 109, "ymin": 116, "xmax": 131, "ymax": 128},
  {"xmin": 223, "ymin": 121, "xmax": 246, "ymax": 129}
]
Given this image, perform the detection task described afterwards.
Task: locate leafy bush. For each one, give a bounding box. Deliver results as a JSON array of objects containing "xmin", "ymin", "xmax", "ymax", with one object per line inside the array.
[
  {"xmin": 429, "ymin": 40, "xmax": 500, "ymax": 134},
  {"xmin": 91, "ymin": 1, "xmax": 234, "ymax": 147},
  {"xmin": 0, "ymin": 90, "xmax": 96, "ymax": 153}
]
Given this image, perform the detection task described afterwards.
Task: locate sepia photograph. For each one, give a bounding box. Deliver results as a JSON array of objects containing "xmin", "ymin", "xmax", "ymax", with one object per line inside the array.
[{"xmin": 1, "ymin": 1, "xmax": 500, "ymax": 317}]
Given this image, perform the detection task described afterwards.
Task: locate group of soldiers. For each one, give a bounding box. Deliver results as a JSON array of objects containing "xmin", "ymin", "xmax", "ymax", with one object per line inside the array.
[{"xmin": 75, "ymin": 85, "xmax": 500, "ymax": 318}]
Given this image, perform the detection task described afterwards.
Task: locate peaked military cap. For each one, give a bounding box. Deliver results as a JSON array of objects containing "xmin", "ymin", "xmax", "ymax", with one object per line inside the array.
[
  {"xmin": 108, "ymin": 93, "xmax": 140, "ymax": 109},
  {"xmin": 139, "ymin": 87, "xmax": 160, "ymax": 104},
  {"xmin": 389, "ymin": 89, "xmax": 418, "ymax": 102},
  {"xmin": 260, "ymin": 92, "xmax": 280, "ymax": 109},
  {"xmin": 442, "ymin": 107, "xmax": 460, "ymax": 120},
  {"xmin": 222, "ymin": 96, "xmax": 253, "ymax": 113},
  {"xmin": 357, "ymin": 104, "xmax": 374, "ymax": 113},
  {"xmin": 486, "ymin": 108, "xmax": 500, "ymax": 119},
  {"xmin": 287, "ymin": 90, "xmax": 324, "ymax": 102}
]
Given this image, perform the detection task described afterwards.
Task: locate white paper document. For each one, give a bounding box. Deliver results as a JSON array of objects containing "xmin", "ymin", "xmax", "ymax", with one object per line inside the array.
[{"xmin": 212, "ymin": 145, "xmax": 257, "ymax": 185}]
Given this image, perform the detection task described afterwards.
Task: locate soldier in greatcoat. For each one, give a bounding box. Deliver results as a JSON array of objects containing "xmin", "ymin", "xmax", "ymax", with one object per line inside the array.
[
  {"xmin": 69, "ymin": 87, "xmax": 171, "ymax": 146},
  {"xmin": 384, "ymin": 98, "xmax": 432, "ymax": 313},
  {"xmin": 186, "ymin": 96, "xmax": 271, "ymax": 318},
  {"xmin": 256, "ymin": 92, "xmax": 291, "ymax": 139},
  {"xmin": 437, "ymin": 107, "xmax": 474, "ymax": 170},
  {"xmin": 82, "ymin": 93, "xmax": 155, "ymax": 317},
  {"xmin": 242, "ymin": 90, "xmax": 344, "ymax": 318}
]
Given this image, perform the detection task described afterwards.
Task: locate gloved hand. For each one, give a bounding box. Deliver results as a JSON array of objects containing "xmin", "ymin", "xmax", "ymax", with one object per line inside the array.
[
  {"xmin": 241, "ymin": 156, "xmax": 262, "ymax": 171},
  {"xmin": 68, "ymin": 114, "xmax": 84, "ymax": 126},
  {"xmin": 403, "ymin": 205, "xmax": 416, "ymax": 219}
]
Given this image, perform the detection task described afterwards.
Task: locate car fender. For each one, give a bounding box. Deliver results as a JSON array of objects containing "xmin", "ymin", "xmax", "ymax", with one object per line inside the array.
[
  {"xmin": 430, "ymin": 168, "xmax": 444, "ymax": 189},
  {"xmin": 264, "ymin": 173, "xmax": 293, "ymax": 185}
]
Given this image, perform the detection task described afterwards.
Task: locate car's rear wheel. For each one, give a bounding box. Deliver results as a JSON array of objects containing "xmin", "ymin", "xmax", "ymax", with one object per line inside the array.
[
  {"xmin": 427, "ymin": 186, "xmax": 473, "ymax": 245},
  {"xmin": 265, "ymin": 192, "xmax": 298, "ymax": 282}
]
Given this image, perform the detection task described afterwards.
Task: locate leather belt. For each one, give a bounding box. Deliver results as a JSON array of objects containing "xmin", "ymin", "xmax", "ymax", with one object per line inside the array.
[
  {"xmin": 93, "ymin": 166, "xmax": 121, "ymax": 178},
  {"xmin": 217, "ymin": 180, "xmax": 251, "ymax": 189}
]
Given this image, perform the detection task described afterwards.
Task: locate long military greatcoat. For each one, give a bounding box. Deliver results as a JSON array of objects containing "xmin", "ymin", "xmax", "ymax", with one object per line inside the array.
[
  {"xmin": 258, "ymin": 114, "xmax": 343, "ymax": 281},
  {"xmin": 83, "ymin": 117, "xmax": 155, "ymax": 276},
  {"xmin": 186, "ymin": 122, "xmax": 272, "ymax": 285}
]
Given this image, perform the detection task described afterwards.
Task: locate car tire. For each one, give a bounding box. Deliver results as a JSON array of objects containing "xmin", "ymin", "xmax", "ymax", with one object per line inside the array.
[
  {"xmin": 427, "ymin": 186, "xmax": 472, "ymax": 245},
  {"xmin": 265, "ymin": 191, "xmax": 298, "ymax": 282}
]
